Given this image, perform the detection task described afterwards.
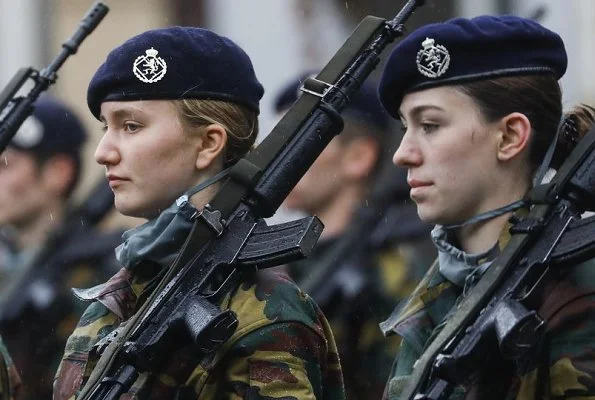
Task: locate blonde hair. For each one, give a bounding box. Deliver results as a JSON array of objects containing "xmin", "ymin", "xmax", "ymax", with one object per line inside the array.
[{"xmin": 174, "ymin": 99, "xmax": 259, "ymax": 166}]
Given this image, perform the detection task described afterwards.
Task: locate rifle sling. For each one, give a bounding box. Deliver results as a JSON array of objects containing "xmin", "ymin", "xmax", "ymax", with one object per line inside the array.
[{"xmin": 78, "ymin": 16, "xmax": 388, "ymax": 397}]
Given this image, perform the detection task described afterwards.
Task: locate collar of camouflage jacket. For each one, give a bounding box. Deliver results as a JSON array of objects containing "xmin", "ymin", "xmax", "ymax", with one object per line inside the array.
[
  {"xmin": 72, "ymin": 261, "xmax": 164, "ymax": 319},
  {"xmin": 379, "ymin": 222, "xmax": 512, "ymax": 339},
  {"xmin": 432, "ymin": 225, "xmax": 501, "ymax": 288}
]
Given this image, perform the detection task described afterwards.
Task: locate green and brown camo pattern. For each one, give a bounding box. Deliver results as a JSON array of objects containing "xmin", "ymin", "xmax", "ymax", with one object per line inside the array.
[
  {"xmin": 54, "ymin": 265, "xmax": 345, "ymax": 400},
  {"xmin": 382, "ymin": 253, "xmax": 595, "ymax": 400},
  {"xmin": 325, "ymin": 241, "xmax": 432, "ymax": 400}
]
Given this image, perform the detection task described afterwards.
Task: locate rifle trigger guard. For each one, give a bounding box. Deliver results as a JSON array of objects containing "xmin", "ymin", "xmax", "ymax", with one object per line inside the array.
[
  {"xmin": 300, "ymin": 77, "xmax": 335, "ymax": 98},
  {"xmin": 192, "ymin": 204, "xmax": 224, "ymax": 236}
]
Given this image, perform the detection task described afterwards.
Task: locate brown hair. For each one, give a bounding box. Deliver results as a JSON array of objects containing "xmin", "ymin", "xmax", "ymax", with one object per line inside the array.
[
  {"xmin": 457, "ymin": 75, "xmax": 595, "ymax": 172},
  {"xmin": 174, "ymin": 99, "xmax": 259, "ymax": 167},
  {"xmin": 457, "ymin": 75, "xmax": 561, "ymax": 171}
]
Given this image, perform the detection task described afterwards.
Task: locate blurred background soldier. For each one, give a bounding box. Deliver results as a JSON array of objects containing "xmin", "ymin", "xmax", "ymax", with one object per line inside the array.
[
  {"xmin": 0, "ymin": 95, "xmax": 122, "ymax": 399},
  {"xmin": 274, "ymin": 73, "xmax": 436, "ymax": 399}
]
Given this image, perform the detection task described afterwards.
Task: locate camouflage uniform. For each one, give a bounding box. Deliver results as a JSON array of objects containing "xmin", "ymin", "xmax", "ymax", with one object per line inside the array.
[
  {"xmin": 0, "ymin": 335, "xmax": 21, "ymax": 400},
  {"xmin": 382, "ymin": 229, "xmax": 595, "ymax": 400},
  {"xmin": 0, "ymin": 226, "xmax": 121, "ymax": 400},
  {"xmin": 289, "ymin": 203, "xmax": 435, "ymax": 400},
  {"xmin": 54, "ymin": 262, "xmax": 345, "ymax": 399}
]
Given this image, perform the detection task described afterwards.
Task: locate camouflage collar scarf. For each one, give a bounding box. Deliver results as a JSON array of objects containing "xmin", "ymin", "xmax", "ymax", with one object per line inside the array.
[
  {"xmin": 115, "ymin": 168, "xmax": 230, "ymax": 270},
  {"xmin": 432, "ymin": 225, "xmax": 500, "ymax": 289}
]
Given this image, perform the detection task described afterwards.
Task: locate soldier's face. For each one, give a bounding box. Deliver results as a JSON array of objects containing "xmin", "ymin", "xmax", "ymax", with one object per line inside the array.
[
  {"xmin": 96, "ymin": 100, "xmax": 202, "ymax": 219},
  {"xmin": 0, "ymin": 148, "xmax": 48, "ymax": 227},
  {"xmin": 393, "ymin": 86, "xmax": 502, "ymax": 225},
  {"xmin": 284, "ymin": 137, "xmax": 346, "ymax": 216}
]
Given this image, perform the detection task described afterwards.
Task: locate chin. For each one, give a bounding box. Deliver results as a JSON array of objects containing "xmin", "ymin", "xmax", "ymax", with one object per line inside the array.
[
  {"xmin": 114, "ymin": 198, "xmax": 149, "ymax": 219},
  {"xmin": 415, "ymin": 205, "xmax": 445, "ymax": 225}
]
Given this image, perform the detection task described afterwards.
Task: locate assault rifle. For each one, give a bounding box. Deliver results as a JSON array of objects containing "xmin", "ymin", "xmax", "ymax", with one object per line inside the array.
[
  {"xmin": 77, "ymin": 1, "xmax": 426, "ymax": 398},
  {"xmin": 399, "ymin": 124, "xmax": 595, "ymax": 399},
  {"xmin": 0, "ymin": 2, "xmax": 108, "ymax": 153}
]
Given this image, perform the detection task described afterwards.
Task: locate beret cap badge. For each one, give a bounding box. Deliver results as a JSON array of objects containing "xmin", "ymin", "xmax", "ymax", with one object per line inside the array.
[
  {"xmin": 133, "ymin": 47, "xmax": 167, "ymax": 84},
  {"xmin": 416, "ymin": 37, "xmax": 450, "ymax": 78}
]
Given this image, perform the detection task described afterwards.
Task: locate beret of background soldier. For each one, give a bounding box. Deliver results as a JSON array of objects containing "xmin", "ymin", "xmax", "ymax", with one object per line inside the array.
[{"xmin": 11, "ymin": 94, "xmax": 87, "ymax": 166}]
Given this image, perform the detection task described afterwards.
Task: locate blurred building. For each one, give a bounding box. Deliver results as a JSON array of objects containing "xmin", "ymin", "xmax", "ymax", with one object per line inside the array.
[{"xmin": 0, "ymin": 0, "xmax": 593, "ymax": 209}]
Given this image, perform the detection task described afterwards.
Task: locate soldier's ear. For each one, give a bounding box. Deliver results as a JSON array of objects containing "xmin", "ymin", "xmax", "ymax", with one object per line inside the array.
[
  {"xmin": 195, "ymin": 124, "xmax": 227, "ymax": 170},
  {"xmin": 496, "ymin": 112, "xmax": 531, "ymax": 162}
]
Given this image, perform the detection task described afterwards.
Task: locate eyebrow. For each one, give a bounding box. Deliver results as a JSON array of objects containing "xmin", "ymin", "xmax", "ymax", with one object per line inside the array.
[
  {"xmin": 100, "ymin": 106, "xmax": 147, "ymax": 122},
  {"xmin": 399, "ymin": 104, "xmax": 445, "ymax": 120}
]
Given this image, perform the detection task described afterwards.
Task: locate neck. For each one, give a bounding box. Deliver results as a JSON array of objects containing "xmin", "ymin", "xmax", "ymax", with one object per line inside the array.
[
  {"xmin": 455, "ymin": 170, "xmax": 530, "ymax": 254},
  {"xmin": 454, "ymin": 212, "xmax": 511, "ymax": 254},
  {"xmin": 15, "ymin": 202, "xmax": 65, "ymax": 251},
  {"xmin": 188, "ymin": 182, "xmax": 220, "ymax": 211},
  {"xmin": 316, "ymin": 185, "xmax": 364, "ymax": 239}
]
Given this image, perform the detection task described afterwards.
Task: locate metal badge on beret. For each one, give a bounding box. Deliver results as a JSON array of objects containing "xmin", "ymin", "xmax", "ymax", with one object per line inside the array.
[
  {"xmin": 133, "ymin": 47, "xmax": 167, "ymax": 84},
  {"xmin": 416, "ymin": 37, "xmax": 450, "ymax": 78}
]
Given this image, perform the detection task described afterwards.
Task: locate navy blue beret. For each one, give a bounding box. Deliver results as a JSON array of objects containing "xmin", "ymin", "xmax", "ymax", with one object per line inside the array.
[
  {"xmin": 11, "ymin": 95, "xmax": 87, "ymax": 159},
  {"xmin": 87, "ymin": 26, "xmax": 264, "ymax": 119},
  {"xmin": 274, "ymin": 71, "xmax": 392, "ymax": 131},
  {"xmin": 379, "ymin": 15, "xmax": 567, "ymax": 117}
]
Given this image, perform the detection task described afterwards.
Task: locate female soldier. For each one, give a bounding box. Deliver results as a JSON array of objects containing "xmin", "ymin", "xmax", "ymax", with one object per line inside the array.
[
  {"xmin": 377, "ymin": 15, "xmax": 595, "ymax": 399},
  {"xmin": 53, "ymin": 26, "xmax": 344, "ymax": 399}
]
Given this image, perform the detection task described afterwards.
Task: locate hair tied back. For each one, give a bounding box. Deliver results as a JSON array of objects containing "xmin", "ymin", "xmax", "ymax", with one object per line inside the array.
[{"xmin": 561, "ymin": 115, "xmax": 580, "ymax": 148}]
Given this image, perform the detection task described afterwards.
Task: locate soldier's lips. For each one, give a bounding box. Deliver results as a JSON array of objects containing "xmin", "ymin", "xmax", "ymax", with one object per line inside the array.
[
  {"xmin": 408, "ymin": 180, "xmax": 432, "ymax": 200},
  {"xmin": 107, "ymin": 175, "xmax": 129, "ymax": 188}
]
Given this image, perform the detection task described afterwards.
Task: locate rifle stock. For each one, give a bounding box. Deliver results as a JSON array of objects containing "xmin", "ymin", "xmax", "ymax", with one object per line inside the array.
[{"xmin": 77, "ymin": 1, "xmax": 426, "ymax": 398}]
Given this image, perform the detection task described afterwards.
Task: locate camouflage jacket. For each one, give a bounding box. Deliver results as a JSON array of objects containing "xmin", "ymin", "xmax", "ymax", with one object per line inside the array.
[
  {"xmin": 289, "ymin": 229, "xmax": 435, "ymax": 400},
  {"xmin": 53, "ymin": 262, "xmax": 345, "ymax": 400},
  {"xmin": 0, "ymin": 335, "xmax": 21, "ymax": 400},
  {"xmin": 0, "ymin": 227, "xmax": 121, "ymax": 400},
  {"xmin": 382, "ymin": 233, "xmax": 595, "ymax": 399}
]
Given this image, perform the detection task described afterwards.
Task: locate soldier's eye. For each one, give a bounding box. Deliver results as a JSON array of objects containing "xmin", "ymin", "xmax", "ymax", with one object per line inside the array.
[
  {"xmin": 123, "ymin": 122, "xmax": 141, "ymax": 133},
  {"xmin": 421, "ymin": 123, "xmax": 438, "ymax": 134}
]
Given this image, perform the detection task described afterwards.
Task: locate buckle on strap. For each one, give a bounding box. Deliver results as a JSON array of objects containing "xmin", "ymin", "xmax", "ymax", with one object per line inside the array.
[
  {"xmin": 192, "ymin": 204, "xmax": 225, "ymax": 236},
  {"xmin": 300, "ymin": 77, "xmax": 335, "ymax": 98}
]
